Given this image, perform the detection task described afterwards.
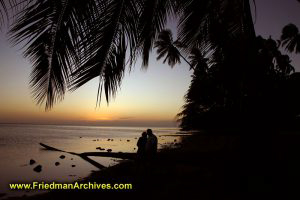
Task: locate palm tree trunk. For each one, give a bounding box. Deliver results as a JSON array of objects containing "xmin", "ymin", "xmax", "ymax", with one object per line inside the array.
[
  {"xmin": 243, "ymin": 0, "xmax": 256, "ymax": 39},
  {"xmin": 238, "ymin": 0, "xmax": 257, "ymax": 114},
  {"xmin": 179, "ymin": 53, "xmax": 194, "ymax": 70}
]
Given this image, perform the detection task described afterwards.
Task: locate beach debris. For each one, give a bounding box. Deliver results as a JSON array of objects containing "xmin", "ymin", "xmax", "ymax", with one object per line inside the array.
[
  {"xmin": 96, "ymin": 147, "xmax": 105, "ymax": 151},
  {"xmin": 134, "ymin": 137, "xmax": 137, "ymax": 139},
  {"xmin": 111, "ymin": 139, "xmax": 114, "ymax": 141},
  {"xmin": 107, "ymin": 149, "xmax": 112, "ymax": 153},
  {"xmin": 133, "ymin": 148, "xmax": 136, "ymax": 150},
  {"xmin": 79, "ymin": 137, "xmax": 82, "ymax": 138},
  {"xmin": 107, "ymin": 139, "xmax": 111, "ymax": 141},
  {"xmin": 127, "ymin": 140, "xmax": 130, "ymax": 142},
  {"xmin": 33, "ymin": 165, "xmax": 42, "ymax": 173},
  {"xmin": 59, "ymin": 155, "xmax": 66, "ymax": 159},
  {"xmin": 174, "ymin": 139, "xmax": 177, "ymax": 142},
  {"xmin": 55, "ymin": 162, "xmax": 60, "ymax": 166},
  {"xmin": 71, "ymin": 165, "xmax": 76, "ymax": 167},
  {"xmin": 71, "ymin": 158, "xmax": 73, "ymax": 160},
  {"xmin": 97, "ymin": 139, "xmax": 99, "ymax": 141},
  {"xmin": 29, "ymin": 159, "xmax": 36, "ymax": 165},
  {"xmin": 69, "ymin": 175, "xmax": 76, "ymax": 177},
  {"xmin": 92, "ymin": 139, "xmax": 96, "ymax": 141}
]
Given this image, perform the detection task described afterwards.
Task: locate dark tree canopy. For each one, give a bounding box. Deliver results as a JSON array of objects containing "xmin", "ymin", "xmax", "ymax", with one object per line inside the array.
[{"xmin": 0, "ymin": 0, "xmax": 256, "ymax": 110}]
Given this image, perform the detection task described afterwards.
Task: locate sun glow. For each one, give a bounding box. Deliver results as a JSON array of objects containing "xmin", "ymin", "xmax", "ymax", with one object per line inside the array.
[{"xmin": 85, "ymin": 113, "xmax": 116, "ymax": 121}]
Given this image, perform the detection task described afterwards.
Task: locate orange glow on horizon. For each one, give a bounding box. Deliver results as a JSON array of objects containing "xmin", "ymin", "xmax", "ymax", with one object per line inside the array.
[{"xmin": 85, "ymin": 113, "xmax": 117, "ymax": 121}]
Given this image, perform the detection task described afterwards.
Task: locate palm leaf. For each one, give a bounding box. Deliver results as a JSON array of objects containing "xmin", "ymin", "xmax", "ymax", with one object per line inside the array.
[
  {"xmin": 154, "ymin": 29, "xmax": 181, "ymax": 67},
  {"xmin": 0, "ymin": 0, "xmax": 6, "ymax": 26},
  {"xmin": 70, "ymin": 0, "xmax": 139, "ymax": 105},
  {"xmin": 281, "ymin": 24, "xmax": 300, "ymax": 54},
  {"xmin": 177, "ymin": 0, "xmax": 254, "ymax": 54},
  {"xmin": 189, "ymin": 48, "xmax": 209, "ymax": 73},
  {"xmin": 9, "ymin": 0, "xmax": 95, "ymax": 110},
  {"xmin": 177, "ymin": 0, "xmax": 210, "ymax": 50},
  {"xmin": 0, "ymin": 0, "xmax": 10, "ymax": 28},
  {"xmin": 137, "ymin": 0, "xmax": 175, "ymax": 67}
]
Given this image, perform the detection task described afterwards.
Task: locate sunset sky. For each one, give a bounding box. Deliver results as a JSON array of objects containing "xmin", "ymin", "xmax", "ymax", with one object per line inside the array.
[{"xmin": 0, "ymin": 0, "xmax": 300, "ymax": 126}]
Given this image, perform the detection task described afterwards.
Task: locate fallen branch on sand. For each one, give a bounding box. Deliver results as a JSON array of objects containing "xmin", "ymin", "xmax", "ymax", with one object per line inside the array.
[{"xmin": 39, "ymin": 143, "xmax": 136, "ymax": 170}]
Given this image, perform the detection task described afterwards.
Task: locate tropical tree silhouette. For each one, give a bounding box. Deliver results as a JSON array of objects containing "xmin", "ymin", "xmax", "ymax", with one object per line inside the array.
[
  {"xmin": 176, "ymin": 34, "xmax": 297, "ymax": 130},
  {"xmin": 0, "ymin": 0, "xmax": 256, "ymax": 110},
  {"xmin": 154, "ymin": 29, "xmax": 193, "ymax": 69},
  {"xmin": 188, "ymin": 48, "xmax": 209, "ymax": 74},
  {"xmin": 154, "ymin": 29, "xmax": 229, "ymax": 129},
  {"xmin": 176, "ymin": 50, "xmax": 226, "ymax": 130},
  {"xmin": 281, "ymin": 24, "xmax": 300, "ymax": 54},
  {"xmin": 256, "ymin": 36, "xmax": 295, "ymax": 77}
]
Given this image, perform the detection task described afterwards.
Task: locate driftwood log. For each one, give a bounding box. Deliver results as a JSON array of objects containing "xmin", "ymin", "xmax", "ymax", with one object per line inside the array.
[{"xmin": 40, "ymin": 143, "xmax": 136, "ymax": 169}]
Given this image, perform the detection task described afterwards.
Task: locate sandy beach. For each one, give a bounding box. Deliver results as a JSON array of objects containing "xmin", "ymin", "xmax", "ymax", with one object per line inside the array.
[
  {"xmin": 0, "ymin": 125, "xmax": 182, "ymax": 199},
  {"xmin": 4, "ymin": 128, "xmax": 300, "ymax": 200}
]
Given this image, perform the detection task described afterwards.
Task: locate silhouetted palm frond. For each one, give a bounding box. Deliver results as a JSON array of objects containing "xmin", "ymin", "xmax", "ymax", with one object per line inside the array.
[
  {"xmin": 177, "ymin": 0, "xmax": 255, "ymax": 54},
  {"xmin": 0, "ymin": 0, "xmax": 9, "ymax": 28},
  {"xmin": 275, "ymin": 54, "xmax": 295, "ymax": 75},
  {"xmin": 154, "ymin": 29, "xmax": 182, "ymax": 68},
  {"xmin": 1, "ymin": 0, "xmax": 37, "ymax": 29},
  {"xmin": 176, "ymin": 0, "xmax": 211, "ymax": 50},
  {"xmin": 7, "ymin": 0, "xmax": 258, "ymax": 111},
  {"xmin": 281, "ymin": 24, "xmax": 300, "ymax": 54},
  {"xmin": 9, "ymin": 0, "xmax": 95, "ymax": 110},
  {"xmin": 137, "ymin": 0, "xmax": 175, "ymax": 67},
  {"xmin": 189, "ymin": 48, "xmax": 209, "ymax": 73},
  {"xmin": 70, "ymin": 0, "xmax": 139, "ymax": 105}
]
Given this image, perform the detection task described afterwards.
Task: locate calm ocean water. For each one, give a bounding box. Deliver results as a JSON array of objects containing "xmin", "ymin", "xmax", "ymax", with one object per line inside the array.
[{"xmin": 0, "ymin": 124, "xmax": 180, "ymax": 198}]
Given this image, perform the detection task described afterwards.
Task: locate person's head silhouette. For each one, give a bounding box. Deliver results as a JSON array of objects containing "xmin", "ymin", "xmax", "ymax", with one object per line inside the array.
[
  {"xmin": 142, "ymin": 132, "xmax": 147, "ymax": 137},
  {"xmin": 147, "ymin": 129, "xmax": 153, "ymax": 136}
]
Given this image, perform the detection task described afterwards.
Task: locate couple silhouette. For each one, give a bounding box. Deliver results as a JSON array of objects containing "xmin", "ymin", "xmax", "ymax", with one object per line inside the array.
[{"xmin": 136, "ymin": 129, "xmax": 158, "ymax": 162}]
